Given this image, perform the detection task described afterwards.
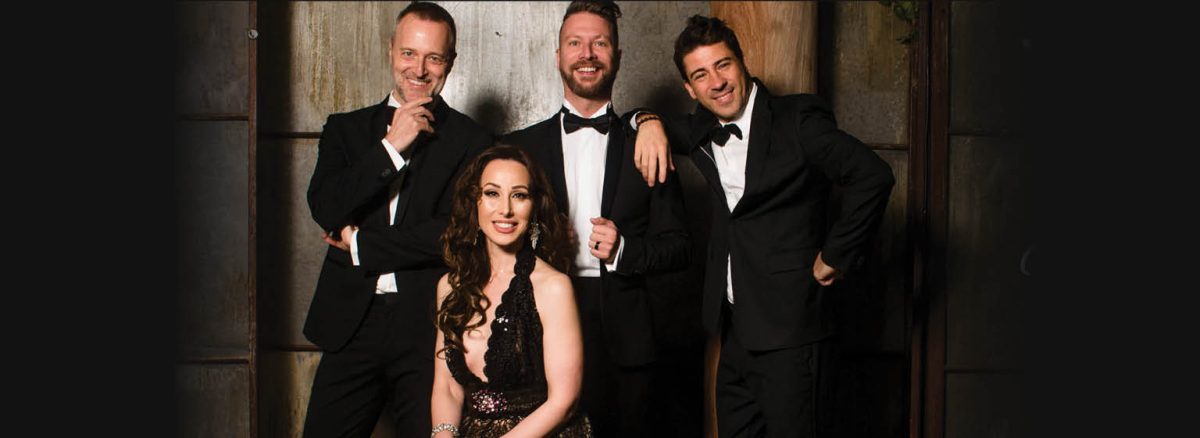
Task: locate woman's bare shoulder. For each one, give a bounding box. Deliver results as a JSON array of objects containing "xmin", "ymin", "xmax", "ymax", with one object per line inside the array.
[{"xmin": 530, "ymin": 257, "xmax": 572, "ymax": 299}]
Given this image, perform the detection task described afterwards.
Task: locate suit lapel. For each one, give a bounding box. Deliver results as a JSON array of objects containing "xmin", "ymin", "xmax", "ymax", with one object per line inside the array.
[
  {"xmin": 362, "ymin": 99, "xmax": 396, "ymax": 228},
  {"xmin": 372, "ymin": 97, "xmax": 395, "ymax": 143},
  {"xmin": 539, "ymin": 116, "xmax": 571, "ymax": 214},
  {"xmin": 395, "ymin": 97, "xmax": 464, "ymax": 225},
  {"xmin": 600, "ymin": 117, "xmax": 623, "ymax": 217},
  {"xmin": 738, "ymin": 81, "xmax": 772, "ymax": 213},
  {"xmin": 686, "ymin": 107, "xmax": 727, "ymax": 199}
]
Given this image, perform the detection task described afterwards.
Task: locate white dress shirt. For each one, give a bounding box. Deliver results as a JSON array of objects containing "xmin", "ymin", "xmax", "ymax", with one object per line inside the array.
[
  {"xmin": 560, "ymin": 100, "xmax": 624, "ymax": 277},
  {"xmin": 350, "ymin": 92, "xmax": 410, "ymax": 294},
  {"xmin": 711, "ymin": 83, "xmax": 758, "ymax": 304}
]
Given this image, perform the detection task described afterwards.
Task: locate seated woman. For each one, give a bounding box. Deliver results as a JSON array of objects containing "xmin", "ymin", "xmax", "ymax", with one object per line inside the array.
[{"xmin": 431, "ymin": 145, "xmax": 592, "ymax": 437}]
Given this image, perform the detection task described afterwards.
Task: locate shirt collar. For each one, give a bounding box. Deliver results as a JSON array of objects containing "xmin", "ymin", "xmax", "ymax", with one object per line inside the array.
[{"xmin": 562, "ymin": 99, "xmax": 614, "ymax": 119}]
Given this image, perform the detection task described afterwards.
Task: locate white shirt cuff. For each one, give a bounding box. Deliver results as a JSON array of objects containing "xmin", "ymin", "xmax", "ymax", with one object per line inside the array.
[
  {"xmin": 381, "ymin": 138, "xmax": 408, "ymax": 170},
  {"xmin": 628, "ymin": 111, "xmax": 645, "ymax": 131},
  {"xmin": 606, "ymin": 235, "xmax": 625, "ymax": 271},
  {"xmin": 350, "ymin": 228, "xmax": 361, "ymax": 266}
]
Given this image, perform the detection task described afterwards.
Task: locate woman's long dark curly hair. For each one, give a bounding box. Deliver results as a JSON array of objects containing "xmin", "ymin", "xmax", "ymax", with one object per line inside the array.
[{"xmin": 437, "ymin": 144, "xmax": 572, "ymax": 356}]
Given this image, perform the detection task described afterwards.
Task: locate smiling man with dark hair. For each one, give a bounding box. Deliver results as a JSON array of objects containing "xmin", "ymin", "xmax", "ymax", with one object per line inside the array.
[{"xmin": 635, "ymin": 14, "xmax": 895, "ymax": 438}]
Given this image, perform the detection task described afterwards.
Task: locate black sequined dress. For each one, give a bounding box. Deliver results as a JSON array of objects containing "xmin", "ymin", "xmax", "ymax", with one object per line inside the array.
[{"xmin": 445, "ymin": 246, "xmax": 592, "ymax": 437}]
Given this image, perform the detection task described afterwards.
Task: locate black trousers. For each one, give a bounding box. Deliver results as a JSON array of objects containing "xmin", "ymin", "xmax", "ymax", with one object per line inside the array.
[
  {"xmin": 302, "ymin": 292, "xmax": 436, "ymax": 438},
  {"xmin": 573, "ymin": 276, "xmax": 655, "ymax": 438},
  {"xmin": 716, "ymin": 303, "xmax": 835, "ymax": 438}
]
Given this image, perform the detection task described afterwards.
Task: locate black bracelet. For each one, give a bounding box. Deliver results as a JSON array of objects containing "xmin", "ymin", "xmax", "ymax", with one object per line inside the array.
[{"xmin": 635, "ymin": 113, "xmax": 661, "ymax": 128}]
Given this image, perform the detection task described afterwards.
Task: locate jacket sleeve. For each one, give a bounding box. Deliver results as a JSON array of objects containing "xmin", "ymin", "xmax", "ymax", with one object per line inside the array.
[
  {"xmin": 613, "ymin": 169, "xmax": 692, "ymax": 276},
  {"xmin": 306, "ymin": 113, "xmax": 403, "ymax": 234},
  {"xmin": 624, "ymin": 106, "xmax": 695, "ymax": 155},
  {"xmin": 613, "ymin": 111, "xmax": 692, "ymax": 276},
  {"xmin": 792, "ymin": 96, "xmax": 895, "ymax": 273}
]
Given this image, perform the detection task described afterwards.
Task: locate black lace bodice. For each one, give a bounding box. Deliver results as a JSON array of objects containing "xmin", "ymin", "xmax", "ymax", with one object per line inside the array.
[{"xmin": 445, "ymin": 245, "xmax": 547, "ymax": 415}]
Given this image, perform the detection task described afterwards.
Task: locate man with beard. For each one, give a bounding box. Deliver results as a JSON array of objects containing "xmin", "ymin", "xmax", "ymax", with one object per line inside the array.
[
  {"xmin": 302, "ymin": 2, "xmax": 492, "ymax": 436},
  {"xmin": 500, "ymin": 1, "xmax": 691, "ymax": 436}
]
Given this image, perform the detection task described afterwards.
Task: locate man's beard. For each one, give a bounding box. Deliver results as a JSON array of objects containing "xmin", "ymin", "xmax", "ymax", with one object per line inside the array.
[{"xmin": 559, "ymin": 61, "xmax": 616, "ymax": 100}]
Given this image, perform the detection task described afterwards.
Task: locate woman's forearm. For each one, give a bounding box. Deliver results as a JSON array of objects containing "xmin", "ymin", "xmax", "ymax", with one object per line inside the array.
[{"xmin": 499, "ymin": 395, "xmax": 576, "ymax": 438}]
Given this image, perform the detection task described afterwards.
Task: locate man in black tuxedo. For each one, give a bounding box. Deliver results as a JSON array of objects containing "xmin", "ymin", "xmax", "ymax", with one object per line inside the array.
[
  {"xmin": 301, "ymin": 3, "xmax": 492, "ymax": 437},
  {"xmin": 634, "ymin": 15, "xmax": 895, "ymax": 437},
  {"xmin": 500, "ymin": 1, "xmax": 691, "ymax": 436}
]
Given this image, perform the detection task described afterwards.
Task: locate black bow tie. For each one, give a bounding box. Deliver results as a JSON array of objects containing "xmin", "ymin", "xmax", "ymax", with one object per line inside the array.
[
  {"xmin": 561, "ymin": 107, "xmax": 615, "ymax": 135},
  {"xmin": 709, "ymin": 123, "xmax": 743, "ymax": 146}
]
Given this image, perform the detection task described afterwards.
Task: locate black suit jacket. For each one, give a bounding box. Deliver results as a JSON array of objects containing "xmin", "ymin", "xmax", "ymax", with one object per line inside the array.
[
  {"xmin": 304, "ymin": 97, "xmax": 492, "ymax": 352},
  {"xmin": 663, "ymin": 80, "xmax": 895, "ymax": 351},
  {"xmin": 501, "ymin": 111, "xmax": 691, "ymax": 366}
]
